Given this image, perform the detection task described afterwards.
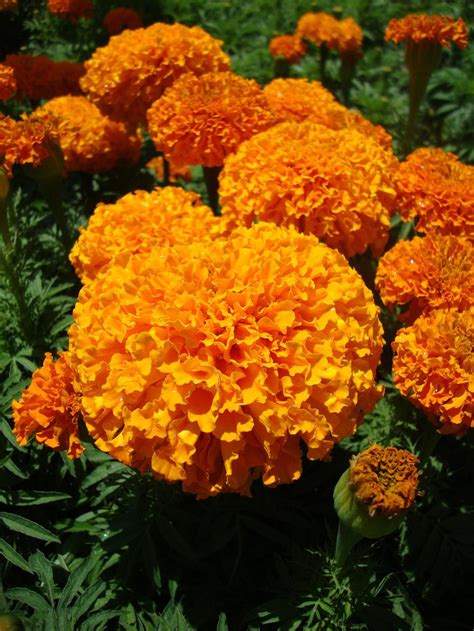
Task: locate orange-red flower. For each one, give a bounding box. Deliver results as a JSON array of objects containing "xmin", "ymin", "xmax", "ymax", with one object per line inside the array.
[
  {"xmin": 0, "ymin": 0, "xmax": 17, "ymax": 10},
  {"xmin": 219, "ymin": 121, "xmax": 398, "ymax": 258},
  {"xmin": 376, "ymin": 234, "xmax": 474, "ymax": 323},
  {"xmin": 147, "ymin": 72, "xmax": 276, "ymax": 168},
  {"xmin": 34, "ymin": 96, "xmax": 142, "ymax": 174},
  {"xmin": 81, "ymin": 23, "xmax": 230, "ymax": 125},
  {"xmin": 12, "ymin": 353, "xmax": 84, "ymax": 458},
  {"xmin": 385, "ymin": 14, "xmax": 468, "ymax": 48},
  {"xmin": 296, "ymin": 12, "xmax": 340, "ymax": 48},
  {"xmin": 263, "ymin": 78, "xmax": 392, "ymax": 148},
  {"xmin": 393, "ymin": 308, "xmax": 474, "ymax": 435},
  {"xmin": 103, "ymin": 7, "xmax": 142, "ymax": 35},
  {"xmin": 395, "ymin": 147, "xmax": 474, "ymax": 239},
  {"xmin": 268, "ymin": 34, "xmax": 307, "ymax": 64},
  {"xmin": 69, "ymin": 222, "xmax": 384, "ymax": 496},
  {"xmin": 47, "ymin": 0, "xmax": 93, "ymax": 21},
  {"xmin": 4, "ymin": 54, "xmax": 84, "ymax": 101},
  {"xmin": 349, "ymin": 444, "xmax": 420, "ymax": 517},
  {"xmin": 69, "ymin": 186, "xmax": 221, "ymax": 283},
  {"xmin": 146, "ymin": 156, "xmax": 192, "ymax": 182},
  {"xmin": 335, "ymin": 17, "xmax": 363, "ymax": 61},
  {"xmin": 0, "ymin": 64, "xmax": 16, "ymax": 100}
]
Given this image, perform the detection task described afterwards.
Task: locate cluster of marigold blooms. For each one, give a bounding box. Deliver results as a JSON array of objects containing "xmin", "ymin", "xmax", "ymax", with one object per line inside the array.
[{"xmin": 8, "ymin": 12, "xmax": 472, "ymax": 501}]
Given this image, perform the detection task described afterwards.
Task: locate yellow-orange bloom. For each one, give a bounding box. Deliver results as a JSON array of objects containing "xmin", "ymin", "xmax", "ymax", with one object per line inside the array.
[
  {"xmin": 12, "ymin": 353, "xmax": 83, "ymax": 458},
  {"xmin": 296, "ymin": 12, "xmax": 340, "ymax": 48},
  {"xmin": 335, "ymin": 17, "xmax": 363, "ymax": 60},
  {"xmin": 263, "ymin": 78, "xmax": 392, "ymax": 149},
  {"xmin": 103, "ymin": 7, "xmax": 142, "ymax": 35},
  {"xmin": 81, "ymin": 23, "xmax": 230, "ymax": 125},
  {"xmin": 69, "ymin": 222, "xmax": 383, "ymax": 497},
  {"xmin": 4, "ymin": 54, "xmax": 84, "ymax": 101},
  {"xmin": 268, "ymin": 34, "xmax": 307, "ymax": 64},
  {"xmin": 34, "ymin": 96, "xmax": 142, "ymax": 173},
  {"xmin": 393, "ymin": 308, "xmax": 474, "ymax": 434},
  {"xmin": 219, "ymin": 121, "xmax": 398, "ymax": 258},
  {"xmin": 0, "ymin": 112, "xmax": 62, "ymax": 176},
  {"xmin": 349, "ymin": 444, "xmax": 419, "ymax": 517},
  {"xmin": 147, "ymin": 72, "xmax": 276, "ymax": 168},
  {"xmin": 385, "ymin": 15, "xmax": 468, "ymax": 48},
  {"xmin": 376, "ymin": 234, "xmax": 474, "ymax": 323},
  {"xmin": 0, "ymin": 64, "xmax": 16, "ymax": 100},
  {"xmin": 146, "ymin": 156, "xmax": 192, "ymax": 182},
  {"xmin": 47, "ymin": 0, "xmax": 93, "ymax": 21},
  {"xmin": 395, "ymin": 147, "xmax": 474, "ymax": 239},
  {"xmin": 69, "ymin": 186, "xmax": 220, "ymax": 283},
  {"xmin": 0, "ymin": 0, "xmax": 17, "ymax": 10}
]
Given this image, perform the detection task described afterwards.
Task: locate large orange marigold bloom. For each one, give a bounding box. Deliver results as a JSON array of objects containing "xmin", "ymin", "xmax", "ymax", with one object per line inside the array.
[
  {"xmin": 47, "ymin": 0, "xmax": 93, "ymax": 21},
  {"xmin": 34, "ymin": 96, "xmax": 142, "ymax": 174},
  {"xmin": 4, "ymin": 54, "xmax": 84, "ymax": 101},
  {"xmin": 12, "ymin": 353, "xmax": 84, "ymax": 458},
  {"xmin": 69, "ymin": 222, "xmax": 384, "ymax": 497},
  {"xmin": 0, "ymin": 64, "xmax": 16, "ymax": 100},
  {"xmin": 376, "ymin": 234, "xmax": 474, "ymax": 323},
  {"xmin": 147, "ymin": 72, "xmax": 276, "ymax": 168},
  {"xmin": 393, "ymin": 308, "xmax": 474, "ymax": 434},
  {"xmin": 219, "ymin": 121, "xmax": 398, "ymax": 258},
  {"xmin": 268, "ymin": 34, "xmax": 307, "ymax": 64},
  {"xmin": 69, "ymin": 186, "xmax": 220, "ymax": 283},
  {"xmin": 263, "ymin": 78, "xmax": 392, "ymax": 149},
  {"xmin": 385, "ymin": 15, "xmax": 468, "ymax": 48},
  {"xmin": 81, "ymin": 23, "xmax": 230, "ymax": 125},
  {"xmin": 395, "ymin": 147, "xmax": 474, "ymax": 239},
  {"xmin": 296, "ymin": 12, "xmax": 340, "ymax": 48},
  {"xmin": 103, "ymin": 7, "xmax": 142, "ymax": 35}
]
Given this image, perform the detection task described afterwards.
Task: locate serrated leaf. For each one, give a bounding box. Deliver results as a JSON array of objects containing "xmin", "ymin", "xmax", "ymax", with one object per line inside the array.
[
  {"xmin": 0, "ymin": 512, "xmax": 60, "ymax": 543},
  {"xmin": 5, "ymin": 588, "xmax": 50, "ymax": 612},
  {"xmin": 57, "ymin": 552, "xmax": 99, "ymax": 610},
  {"xmin": 29, "ymin": 551, "xmax": 55, "ymax": 603},
  {"xmin": 0, "ymin": 538, "xmax": 33, "ymax": 574},
  {"xmin": 81, "ymin": 461, "xmax": 127, "ymax": 489}
]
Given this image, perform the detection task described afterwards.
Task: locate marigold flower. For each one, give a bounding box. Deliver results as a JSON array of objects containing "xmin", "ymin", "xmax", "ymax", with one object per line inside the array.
[
  {"xmin": 47, "ymin": 0, "xmax": 93, "ymax": 21},
  {"xmin": 269, "ymin": 34, "xmax": 307, "ymax": 64},
  {"xmin": 395, "ymin": 148, "xmax": 474, "ymax": 239},
  {"xmin": 0, "ymin": 0, "xmax": 17, "ymax": 10},
  {"xmin": 0, "ymin": 64, "xmax": 16, "ymax": 100},
  {"xmin": 4, "ymin": 54, "xmax": 84, "ymax": 101},
  {"xmin": 12, "ymin": 352, "xmax": 84, "ymax": 458},
  {"xmin": 103, "ymin": 7, "xmax": 142, "ymax": 35},
  {"xmin": 69, "ymin": 186, "xmax": 220, "ymax": 283},
  {"xmin": 146, "ymin": 156, "xmax": 192, "ymax": 182},
  {"xmin": 296, "ymin": 12, "xmax": 340, "ymax": 48},
  {"xmin": 376, "ymin": 234, "xmax": 474, "ymax": 323},
  {"xmin": 385, "ymin": 15, "xmax": 468, "ymax": 48},
  {"xmin": 0, "ymin": 112, "xmax": 62, "ymax": 177},
  {"xmin": 34, "ymin": 96, "xmax": 142, "ymax": 174},
  {"xmin": 335, "ymin": 17, "xmax": 363, "ymax": 61},
  {"xmin": 263, "ymin": 78, "xmax": 392, "ymax": 148},
  {"xmin": 219, "ymin": 121, "xmax": 398, "ymax": 258},
  {"xmin": 393, "ymin": 308, "xmax": 474, "ymax": 434},
  {"xmin": 349, "ymin": 444, "xmax": 420, "ymax": 517},
  {"xmin": 69, "ymin": 223, "xmax": 384, "ymax": 497},
  {"xmin": 82, "ymin": 23, "xmax": 230, "ymax": 125},
  {"xmin": 147, "ymin": 72, "xmax": 275, "ymax": 168}
]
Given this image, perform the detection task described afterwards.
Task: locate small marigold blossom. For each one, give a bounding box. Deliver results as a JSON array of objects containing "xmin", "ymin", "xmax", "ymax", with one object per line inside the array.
[
  {"xmin": 263, "ymin": 78, "xmax": 392, "ymax": 148},
  {"xmin": 393, "ymin": 308, "xmax": 474, "ymax": 434},
  {"xmin": 34, "ymin": 96, "xmax": 142, "ymax": 174},
  {"xmin": 349, "ymin": 445, "xmax": 420, "ymax": 517},
  {"xmin": 103, "ymin": 7, "xmax": 142, "ymax": 35},
  {"xmin": 0, "ymin": 0, "xmax": 17, "ymax": 10},
  {"xmin": 296, "ymin": 12, "xmax": 340, "ymax": 48},
  {"xmin": 0, "ymin": 64, "xmax": 16, "ymax": 100},
  {"xmin": 12, "ymin": 353, "xmax": 84, "ymax": 458},
  {"xmin": 146, "ymin": 156, "xmax": 192, "ymax": 182},
  {"xmin": 376, "ymin": 234, "xmax": 474, "ymax": 323},
  {"xmin": 335, "ymin": 17, "xmax": 363, "ymax": 61},
  {"xmin": 69, "ymin": 223, "xmax": 384, "ymax": 497},
  {"xmin": 219, "ymin": 121, "xmax": 398, "ymax": 258},
  {"xmin": 69, "ymin": 187, "xmax": 221, "ymax": 283},
  {"xmin": 395, "ymin": 147, "xmax": 474, "ymax": 239},
  {"xmin": 385, "ymin": 15, "xmax": 468, "ymax": 48},
  {"xmin": 82, "ymin": 23, "xmax": 230, "ymax": 125},
  {"xmin": 4, "ymin": 55, "xmax": 84, "ymax": 101},
  {"xmin": 269, "ymin": 34, "xmax": 307, "ymax": 64},
  {"xmin": 47, "ymin": 0, "xmax": 93, "ymax": 21},
  {"xmin": 147, "ymin": 72, "xmax": 276, "ymax": 168}
]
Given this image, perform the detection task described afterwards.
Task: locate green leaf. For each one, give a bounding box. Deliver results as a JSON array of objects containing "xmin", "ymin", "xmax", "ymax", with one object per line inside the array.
[
  {"xmin": 0, "ymin": 538, "xmax": 33, "ymax": 574},
  {"xmin": 1, "ymin": 491, "xmax": 71, "ymax": 506},
  {"xmin": 57, "ymin": 552, "xmax": 99, "ymax": 610},
  {"xmin": 0, "ymin": 512, "xmax": 60, "ymax": 543},
  {"xmin": 217, "ymin": 612, "xmax": 228, "ymax": 631},
  {"xmin": 29, "ymin": 551, "xmax": 55, "ymax": 604},
  {"xmin": 5, "ymin": 588, "xmax": 50, "ymax": 612},
  {"xmin": 81, "ymin": 461, "xmax": 127, "ymax": 489}
]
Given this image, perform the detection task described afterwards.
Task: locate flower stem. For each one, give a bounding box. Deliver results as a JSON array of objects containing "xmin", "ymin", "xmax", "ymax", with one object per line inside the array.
[
  {"xmin": 319, "ymin": 45, "xmax": 328, "ymax": 85},
  {"xmin": 418, "ymin": 421, "xmax": 441, "ymax": 467},
  {"xmin": 202, "ymin": 165, "xmax": 222, "ymax": 216},
  {"xmin": 274, "ymin": 57, "xmax": 290, "ymax": 78},
  {"xmin": 403, "ymin": 70, "xmax": 432, "ymax": 154},
  {"xmin": 162, "ymin": 155, "xmax": 170, "ymax": 185},
  {"xmin": 39, "ymin": 176, "xmax": 72, "ymax": 252},
  {"xmin": 335, "ymin": 521, "xmax": 363, "ymax": 567}
]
